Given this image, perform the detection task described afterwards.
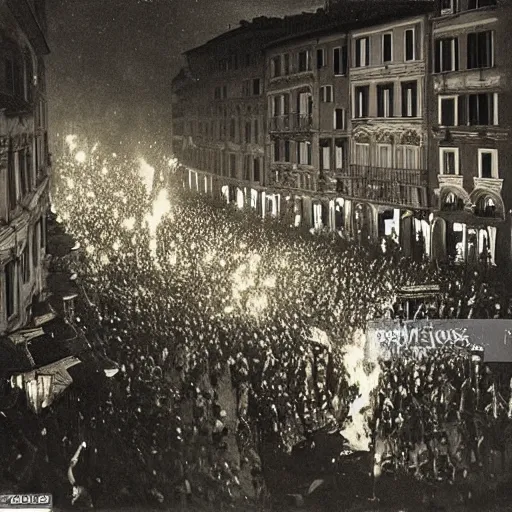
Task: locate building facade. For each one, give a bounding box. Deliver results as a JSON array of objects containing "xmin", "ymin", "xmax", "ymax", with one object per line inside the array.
[
  {"xmin": 345, "ymin": 12, "xmax": 432, "ymax": 258},
  {"xmin": 429, "ymin": 0, "xmax": 512, "ymax": 266},
  {"xmin": 0, "ymin": 0, "xmax": 50, "ymax": 336},
  {"xmin": 265, "ymin": 28, "xmax": 350, "ymax": 231},
  {"xmin": 172, "ymin": 0, "xmax": 512, "ymax": 266}
]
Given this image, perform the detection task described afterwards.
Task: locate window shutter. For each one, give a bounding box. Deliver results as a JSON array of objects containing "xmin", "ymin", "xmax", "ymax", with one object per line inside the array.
[
  {"xmin": 365, "ymin": 37, "xmax": 370, "ymax": 66},
  {"xmin": 389, "ymin": 85, "xmax": 395, "ymax": 117},
  {"xmin": 435, "ymin": 40, "xmax": 441, "ymax": 73},
  {"xmin": 355, "ymin": 39, "xmax": 361, "ymax": 67},
  {"xmin": 342, "ymin": 45, "xmax": 348, "ymax": 74},
  {"xmin": 334, "ymin": 48, "xmax": 340, "ymax": 74},
  {"xmin": 411, "ymin": 83, "xmax": 418, "ymax": 117},
  {"xmin": 454, "ymin": 38, "xmax": 459, "ymax": 70}
]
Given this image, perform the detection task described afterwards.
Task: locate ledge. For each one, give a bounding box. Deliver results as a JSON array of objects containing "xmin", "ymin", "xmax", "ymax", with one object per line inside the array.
[
  {"xmin": 437, "ymin": 174, "xmax": 463, "ymax": 188},
  {"xmin": 473, "ymin": 177, "xmax": 503, "ymax": 194}
]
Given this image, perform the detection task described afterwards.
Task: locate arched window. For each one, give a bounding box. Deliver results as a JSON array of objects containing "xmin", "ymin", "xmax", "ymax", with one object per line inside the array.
[
  {"xmin": 475, "ymin": 195, "xmax": 497, "ymax": 218},
  {"xmin": 441, "ymin": 191, "xmax": 464, "ymax": 211},
  {"xmin": 0, "ymin": 39, "xmax": 24, "ymax": 98}
]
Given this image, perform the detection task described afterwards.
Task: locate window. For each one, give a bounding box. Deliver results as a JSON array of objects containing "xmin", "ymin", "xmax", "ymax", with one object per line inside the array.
[
  {"xmin": 355, "ymin": 37, "xmax": 370, "ymax": 67},
  {"xmin": 298, "ymin": 141, "xmax": 312, "ymax": 165},
  {"xmin": 214, "ymin": 87, "xmax": 221, "ymax": 100},
  {"xmin": 439, "ymin": 147, "xmax": 459, "ymax": 175},
  {"xmin": 468, "ymin": 93, "xmax": 497, "ymax": 125},
  {"xmin": 283, "ymin": 53, "xmax": 290, "ymax": 75},
  {"xmin": 377, "ymin": 83, "xmax": 394, "ymax": 117},
  {"xmin": 284, "ymin": 140, "xmax": 291, "ymax": 162},
  {"xmin": 377, "ymin": 144, "xmax": 392, "ymax": 167},
  {"xmin": 21, "ymin": 245, "xmax": 30, "ymax": 283},
  {"xmin": 354, "ymin": 143, "xmax": 370, "ymax": 166},
  {"xmin": 405, "ymin": 29, "xmax": 416, "ymax": 61},
  {"xmin": 222, "ymin": 85, "xmax": 227, "ymax": 99},
  {"xmin": 253, "ymin": 157, "xmax": 261, "ymax": 182},
  {"xmin": 467, "ymin": 31, "xmax": 493, "ymax": 69},
  {"xmin": 229, "ymin": 154, "xmax": 236, "ymax": 177},
  {"xmin": 382, "ymin": 33, "xmax": 392, "ymax": 63},
  {"xmin": 441, "ymin": 0, "xmax": 456, "ymax": 14},
  {"xmin": 7, "ymin": 147, "xmax": 16, "ymax": 211},
  {"xmin": 335, "ymin": 140, "xmax": 344, "ymax": 169},
  {"xmin": 401, "ymin": 81, "xmax": 418, "ymax": 117},
  {"xmin": 253, "ymin": 119, "xmax": 259, "ymax": 143},
  {"xmin": 396, "ymin": 145, "xmax": 420, "ymax": 169},
  {"xmin": 334, "ymin": 108, "xmax": 345, "ymax": 130},
  {"xmin": 298, "ymin": 50, "xmax": 311, "ymax": 72},
  {"xmin": 317, "ymin": 48, "xmax": 325, "ymax": 68},
  {"xmin": 271, "ymin": 55, "xmax": 281, "ymax": 78},
  {"xmin": 320, "ymin": 141, "xmax": 331, "ymax": 170},
  {"xmin": 252, "ymin": 78, "xmax": 261, "ymax": 96},
  {"xmin": 273, "ymin": 140, "xmax": 281, "ymax": 162},
  {"xmin": 5, "ymin": 260, "xmax": 16, "ymax": 319},
  {"xmin": 439, "ymin": 95, "xmax": 457, "ymax": 126},
  {"xmin": 435, "ymin": 38, "xmax": 459, "ymax": 72},
  {"xmin": 320, "ymin": 85, "xmax": 333, "ymax": 103},
  {"xmin": 245, "ymin": 121, "xmax": 251, "ymax": 143},
  {"xmin": 229, "ymin": 119, "xmax": 236, "ymax": 140},
  {"xmin": 468, "ymin": 0, "xmax": 496, "ymax": 8},
  {"xmin": 354, "ymin": 85, "xmax": 369, "ymax": 118},
  {"xmin": 333, "ymin": 46, "xmax": 347, "ymax": 75},
  {"xmin": 478, "ymin": 148, "xmax": 498, "ymax": 178}
]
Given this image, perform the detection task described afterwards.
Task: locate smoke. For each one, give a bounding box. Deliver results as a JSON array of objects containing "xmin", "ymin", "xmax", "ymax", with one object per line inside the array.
[
  {"xmin": 138, "ymin": 157, "xmax": 155, "ymax": 196},
  {"xmin": 340, "ymin": 328, "xmax": 380, "ymax": 451}
]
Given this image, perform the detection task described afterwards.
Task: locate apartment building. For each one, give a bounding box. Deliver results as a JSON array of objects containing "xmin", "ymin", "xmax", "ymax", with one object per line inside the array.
[
  {"xmin": 265, "ymin": 28, "xmax": 350, "ymax": 230},
  {"xmin": 429, "ymin": 0, "xmax": 512, "ymax": 266},
  {"xmin": 344, "ymin": 8, "xmax": 434, "ymax": 257},
  {"xmin": 172, "ymin": 17, "xmax": 302, "ymax": 214},
  {"xmin": 173, "ymin": 0, "xmax": 512, "ymax": 267},
  {"xmin": 0, "ymin": 0, "xmax": 50, "ymax": 335}
]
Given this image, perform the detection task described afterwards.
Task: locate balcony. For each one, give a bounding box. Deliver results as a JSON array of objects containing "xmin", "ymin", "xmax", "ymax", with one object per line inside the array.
[
  {"xmin": 269, "ymin": 113, "xmax": 313, "ymax": 133},
  {"xmin": 336, "ymin": 165, "xmax": 429, "ymax": 208}
]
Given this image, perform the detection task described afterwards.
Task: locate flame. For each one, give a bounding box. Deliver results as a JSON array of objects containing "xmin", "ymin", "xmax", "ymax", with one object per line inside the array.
[
  {"xmin": 144, "ymin": 189, "xmax": 171, "ymax": 263},
  {"xmin": 340, "ymin": 329, "xmax": 380, "ymax": 451},
  {"xmin": 65, "ymin": 134, "xmax": 77, "ymax": 152},
  {"xmin": 75, "ymin": 151, "xmax": 87, "ymax": 164},
  {"xmin": 138, "ymin": 157, "xmax": 155, "ymax": 196}
]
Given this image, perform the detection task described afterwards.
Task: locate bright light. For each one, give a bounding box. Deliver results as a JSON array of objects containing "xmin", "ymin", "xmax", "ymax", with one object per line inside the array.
[
  {"xmin": 65, "ymin": 134, "xmax": 77, "ymax": 152},
  {"xmin": 75, "ymin": 151, "xmax": 87, "ymax": 163},
  {"xmin": 138, "ymin": 157, "xmax": 155, "ymax": 196}
]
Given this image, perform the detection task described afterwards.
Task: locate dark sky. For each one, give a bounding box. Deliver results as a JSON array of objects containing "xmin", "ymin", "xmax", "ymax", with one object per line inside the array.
[{"xmin": 46, "ymin": 0, "xmax": 323, "ymax": 145}]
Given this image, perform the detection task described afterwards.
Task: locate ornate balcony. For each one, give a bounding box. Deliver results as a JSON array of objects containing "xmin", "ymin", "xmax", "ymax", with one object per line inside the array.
[
  {"xmin": 336, "ymin": 165, "xmax": 429, "ymax": 208},
  {"xmin": 269, "ymin": 113, "xmax": 313, "ymax": 133}
]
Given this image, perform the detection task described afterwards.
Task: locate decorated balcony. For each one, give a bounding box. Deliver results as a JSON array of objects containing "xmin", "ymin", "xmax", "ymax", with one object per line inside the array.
[
  {"xmin": 269, "ymin": 113, "xmax": 313, "ymax": 133},
  {"xmin": 336, "ymin": 164, "xmax": 429, "ymax": 208}
]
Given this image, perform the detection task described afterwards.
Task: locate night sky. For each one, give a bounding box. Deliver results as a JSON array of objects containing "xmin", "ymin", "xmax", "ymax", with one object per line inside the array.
[{"xmin": 46, "ymin": 0, "xmax": 323, "ymax": 147}]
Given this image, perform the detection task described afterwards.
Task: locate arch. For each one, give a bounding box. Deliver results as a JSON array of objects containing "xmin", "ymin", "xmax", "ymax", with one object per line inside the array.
[
  {"xmin": 354, "ymin": 202, "xmax": 375, "ymax": 242},
  {"xmin": 469, "ymin": 188, "xmax": 505, "ymax": 219},
  {"xmin": 439, "ymin": 186, "xmax": 469, "ymax": 212}
]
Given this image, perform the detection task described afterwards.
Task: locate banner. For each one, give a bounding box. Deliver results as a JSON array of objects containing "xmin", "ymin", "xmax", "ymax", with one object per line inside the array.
[{"xmin": 366, "ymin": 319, "xmax": 512, "ymax": 362}]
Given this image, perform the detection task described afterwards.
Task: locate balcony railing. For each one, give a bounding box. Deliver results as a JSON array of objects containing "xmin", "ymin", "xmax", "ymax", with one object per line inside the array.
[
  {"xmin": 336, "ymin": 165, "xmax": 429, "ymax": 208},
  {"xmin": 269, "ymin": 113, "xmax": 313, "ymax": 133}
]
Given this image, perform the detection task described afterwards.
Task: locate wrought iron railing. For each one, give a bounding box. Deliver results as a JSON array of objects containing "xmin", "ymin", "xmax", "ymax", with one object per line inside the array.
[
  {"xmin": 336, "ymin": 165, "xmax": 429, "ymax": 208},
  {"xmin": 269, "ymin": 113, "xmax": 313, "ymax": 132}
]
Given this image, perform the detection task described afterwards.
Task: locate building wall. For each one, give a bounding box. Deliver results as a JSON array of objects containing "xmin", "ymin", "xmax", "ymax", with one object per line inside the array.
[
  {"xmin": 172, "ymin": 2, "xmax": 512, "ymax": 267},
  {"xmin": 0, "ymin": 0, "xmax": 50, "ymax": 335},
  {"xmin": 429, "ymin": 0, "xmax": 511, "ymax": 266}
]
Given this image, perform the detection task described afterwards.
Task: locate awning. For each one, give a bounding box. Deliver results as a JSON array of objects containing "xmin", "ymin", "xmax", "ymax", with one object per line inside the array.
[
  {"xmin": 26, "ymin": 318, "xmax": 90, "ymax": 367},
  {"xmin": 12, "ymin": 356, "xmax": 81, "ymax": 414}
]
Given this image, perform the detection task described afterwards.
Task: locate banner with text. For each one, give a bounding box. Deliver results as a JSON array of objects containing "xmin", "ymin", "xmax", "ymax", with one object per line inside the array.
[{"xmin": 366, "ymin": 319, "xmax": 512, "ymax": 362}]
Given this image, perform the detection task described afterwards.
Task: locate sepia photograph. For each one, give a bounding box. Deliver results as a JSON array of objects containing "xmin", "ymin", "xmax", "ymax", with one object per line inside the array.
[{"xmin": 0, "ymin": 0, "xmax": 511, "ymax": 510}]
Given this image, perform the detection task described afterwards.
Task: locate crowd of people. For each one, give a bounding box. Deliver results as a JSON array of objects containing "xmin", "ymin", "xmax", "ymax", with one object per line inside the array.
[{"xmin": 46, "ymin": 138, "xmax": 512, "ymax": 507}]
